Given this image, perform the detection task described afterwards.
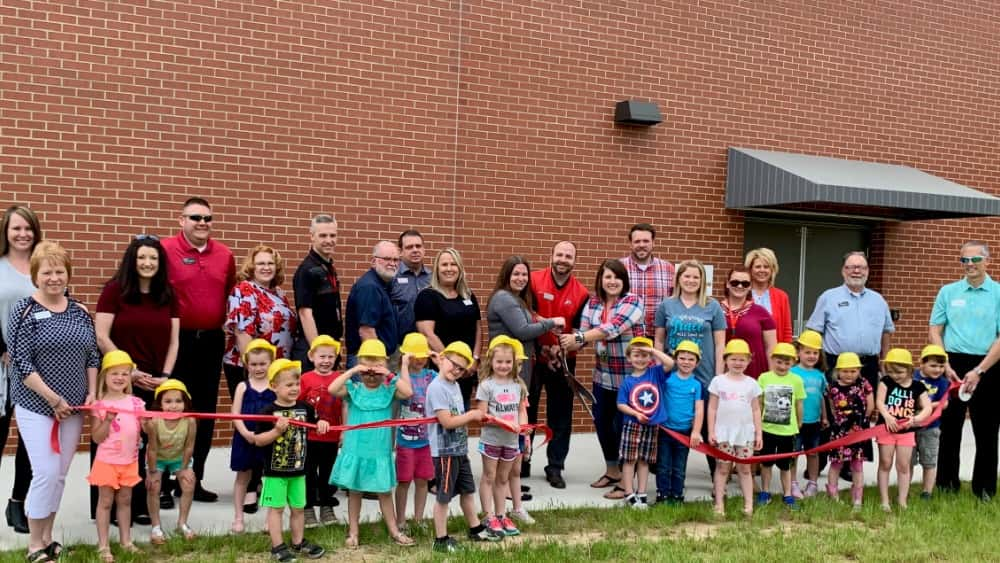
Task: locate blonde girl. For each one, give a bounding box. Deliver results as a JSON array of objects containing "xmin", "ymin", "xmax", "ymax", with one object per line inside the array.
[
  {"xmin": 229, "ymin": 339, "xmax": 276, "ymax": 533},
  {"xmin": 476, "ymin": 336, "xmax": 529, "ymax": 536},
  {"xmin": 789, "ymin": 330, "xmax": 828, "ymax": 498}
]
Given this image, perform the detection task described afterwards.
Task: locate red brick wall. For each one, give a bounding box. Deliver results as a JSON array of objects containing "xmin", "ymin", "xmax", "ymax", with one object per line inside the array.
[{"xmin": 3, "ymin": 1, "xmax": 998, "ymax": 453}]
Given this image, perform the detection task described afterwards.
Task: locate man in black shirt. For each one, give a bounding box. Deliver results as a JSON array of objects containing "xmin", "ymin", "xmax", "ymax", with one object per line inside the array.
[{"xmin": 292, "ymin": 214, "xmax": 344, "ymax": 371}]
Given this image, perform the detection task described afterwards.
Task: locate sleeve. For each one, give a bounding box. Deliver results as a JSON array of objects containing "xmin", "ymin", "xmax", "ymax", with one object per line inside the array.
[
  {"xmin": 225, "ymin": 253, "xmax": 237, "ymax": 296},
  {"xmin": 225, "ymin": 283, "xmax": 257, "ymax": 333},
  {"xmin": 709, "ymin": 300, "xmax": 726, "ymax": 330},
  {"xmin": 425, "ymin": 382, "xmax": 446, "ymax": 415},
  {"xmin": 353, "ymin": 284, "xmax": 385, "ymax": 327},
  {"xmin": 413, "ymin": 289, "xmax": 437, "ymax": 322},
  {"xmin": 912, "ymin": 383, "xmax": 927, "ymax": 400},
  {"xmin": 653, "ymin": 300, "xmax": 668, "ymax": 329},
  {"xmin": 881, "ymin": 297, "xmax": 895, "ymax": 333},
  {"xmin": 707, "ymin": 376, "xmax": 719, "ymax": 396},
  {"xmin": 580, "ymin": 299, "xmax": 595, "ymax": 331},
  {"xmin": 293, "ymin": 264, "xmax": 316, "ymax": 309},
  {"xmin": 8, "ymin": 299, "xmax": 37, "ymax": 379},
  {"xmin": 929, "ymin": 286, "xmax": 948, "ymax": 326},
  {"xmin": 79, "ymin": 305, "xmax": 101, "ymax": 369},
  {"xmin": 748, "ymin": 379, "xmax": 763, "ymax": 398},
  {"xmin": 757, "ymin": 305, "xmax": 776, "ymax": 331},
  {"xmin": 862, "ymin": 380, "xmax": 873, "ymax": 396},
  {"xmin": 475, "ymin": 379, "xmax": 491, "ymax": 403},
  {"xmin": 775, "ymin": 289, "xmax": 793, "ymax": 343},
  {"xmin": 95, "ymin": 282, "xmax": 121, "ymax": 315},
  {"xmin": 805, "ymin": 292, "xmax": 827, "ymax": 333},
  {"xmin": 489, "ymin": 291, "xmax": 552, "ymax": 341},
  {"xmin": 571, "ymin": 296, "xmax": 587, "ymax": 330},
  {"xmin": 596, "ymin": 295, "xmax": 645, "ymax": 339},
  {"xmin": 794, "ymin": 377, "xmax": 806, "ymax": 400},
  {"xmin": 470, "ymin": 292, "xmax": 482, "ymax": 321}
]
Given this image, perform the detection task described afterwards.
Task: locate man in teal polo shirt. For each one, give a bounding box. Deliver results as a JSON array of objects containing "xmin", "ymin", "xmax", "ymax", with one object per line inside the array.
[{"xmin": 930, "ymin": 240, "xmax": 1000, "ymax": 500}]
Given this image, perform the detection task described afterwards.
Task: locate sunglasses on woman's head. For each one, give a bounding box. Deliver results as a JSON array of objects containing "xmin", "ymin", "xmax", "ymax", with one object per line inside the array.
[
  {"xmin": 728, "ymin": 280, "xmax": 752, "ymax": 288},
  {"xmin": 135, "ymin": 234, "xmax": 159, "ymax": 241}
]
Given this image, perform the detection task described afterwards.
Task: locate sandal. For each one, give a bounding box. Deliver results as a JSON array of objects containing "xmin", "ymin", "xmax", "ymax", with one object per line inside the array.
[
  {"xmin": 603, "ymin": 485, "xmax": 627, "ymax": 500},
  {"xmin": 97, "ymin": 546, "xmax": 114, "ymax": 563},
  {"xmin": 44, "ymin": 542, "xmax": 63, "ymax": 559},
  {"xmin": 345, "ymin": 535, "xmax": 359, "ymax": 549},
  {"xmin": 590, "ymin": 474, "xmax": 621, "ymax": 489},
  {"xmin": 150, "ymin": 526, "xmax": 167, "ymax": 545},
  {"xmin": 177, "ymin": 523, "xmax": 196, "ymax": 541},
  {"xmin": 121, "ymin": 543, "xmax": 140, "ymax": 554},
  {"xmin": 25, "ymin": 547, "xmax": 54, "ymax": 563},
  {"xmin": 391, "ymin": 532, "xmax": 416, "ymax": 547}
]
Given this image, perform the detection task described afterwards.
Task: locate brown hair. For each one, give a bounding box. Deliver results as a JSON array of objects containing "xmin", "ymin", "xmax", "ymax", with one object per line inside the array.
[
  {"xmin": 594, "ymin": 259, "xmax": 630, "ymax": 301},
  {"xmin": 1, "ymin": 205, "xmax": 43, "ymax": 256}
]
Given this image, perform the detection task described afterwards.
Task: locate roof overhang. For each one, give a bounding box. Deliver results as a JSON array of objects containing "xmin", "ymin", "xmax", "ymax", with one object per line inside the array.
[{"xmin": 725, "ymin": 147, "xmax": 1000, "ymax": 221}]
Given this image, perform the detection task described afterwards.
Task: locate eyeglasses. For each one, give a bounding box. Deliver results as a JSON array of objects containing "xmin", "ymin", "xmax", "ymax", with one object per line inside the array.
[
  {"xmin": 374, "ymin": 256, "xmax": 400, "ymax": 263},
  {"xmin": 442, "ymin": 357, "xmax": 469, "ymax": 372},
  {"xmin": 135, "ymin": 234, "xmax": 159, "ymax": 241},
  {"xmin": 184, "ymin": 214, "xmax": 213, "ymax": 223},
  {"xmin": 960, "ymin": 256, "xmax": 986, "ymax": 264},
  {"xmin": 728, "ymin": 280, "xmax": 751, "ymax": 288},
  {"xmin": 843, "ymin": 265, "xmax": 868, "ymax": 271}
]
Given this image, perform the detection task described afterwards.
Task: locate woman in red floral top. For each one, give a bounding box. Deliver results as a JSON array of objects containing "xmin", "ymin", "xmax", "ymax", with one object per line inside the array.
[{"xmin": 223, "ymin": 244, "xmax": 297, "ymax": 396}]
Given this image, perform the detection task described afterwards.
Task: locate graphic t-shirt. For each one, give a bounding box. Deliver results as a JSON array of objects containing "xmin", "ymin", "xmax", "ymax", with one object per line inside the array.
[
  {"xmin": 617, "ymin": 365, "xmax": 670, "ymax": 426},
  {"xmin": 791, "ymin": 365, "xmax": 827, "ymax": 424},
  {"xmin": 397, "ymin": 367, "xmax": 437, "ymax": 449},
  {"xmin": 708, "ymin": 374, "xmax": 762, "ymax": 445},
  {"xmin": 654, "ymin": 297, "xmax": 726, "ymax": 388},
  {"xmin": 426, "ymin": 377, "xmax": 468, "ymax": 457},
  {"xmin": 256, "ymin": 401, "xmax": 316, "ymax": 477},
  {"xmin": 94, "ymin": 395, "xmax": 146, "ymax": 465},
  {"xmin": 662, "ymin": 371, "xmax": 702, "ymax": 431},
  {"xmin": 879, "ymin": 376, "xmax": 927, "ymax": 424},
  {"xmin": 913, "ymin": 370, "xmax": 950, "ymax": 430},
  {"xmin": 758, "ymin": 371, "xmax": 806, "ymax": 436},
  {"xmin": 476, "ymin": 377, "xmax": 524, "ymax": 448}
]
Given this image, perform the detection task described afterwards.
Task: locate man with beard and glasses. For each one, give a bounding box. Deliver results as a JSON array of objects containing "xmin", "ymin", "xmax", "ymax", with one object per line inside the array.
[
  {"xmin": 528, "ymin": 241, "xmax": 590, "ymax": 488},
  {"xmin": 345, "ymin": 241, "xmax": 402, "ymax": 370}
]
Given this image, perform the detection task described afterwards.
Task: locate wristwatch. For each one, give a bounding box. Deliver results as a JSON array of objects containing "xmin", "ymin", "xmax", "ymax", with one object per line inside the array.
[
  {"xmin": 974, "ymin": 367, "xmax": 986, "ymax": 376},
  {"xmin": 574, "ymin": 330, "xmax": 585, "ymax": 345}
]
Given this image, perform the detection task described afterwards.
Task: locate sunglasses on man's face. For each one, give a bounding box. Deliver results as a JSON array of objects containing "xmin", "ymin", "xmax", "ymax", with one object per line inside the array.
[
  {"xmin": 728, "ymin": 280, "xmax": 751, "ymax": 288},
  {"xmin": 184, "ymin": 214, "xmax": 213, "ymax": 223},
  {"xmin": 959, "ymin": 256, "xmax": 985, "ymax": 264}
]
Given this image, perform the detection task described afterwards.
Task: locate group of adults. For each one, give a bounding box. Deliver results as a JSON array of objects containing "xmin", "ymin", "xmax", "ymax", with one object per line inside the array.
[{"xmin": 2, "ymin": 201, "xmax": 1000, "ymax": 557}]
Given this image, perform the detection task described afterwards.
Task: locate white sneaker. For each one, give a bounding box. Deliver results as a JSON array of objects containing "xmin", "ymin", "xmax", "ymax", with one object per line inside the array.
[{"xmin": 510, "ymin": 507, "xmax": 535, "ymax": 524}]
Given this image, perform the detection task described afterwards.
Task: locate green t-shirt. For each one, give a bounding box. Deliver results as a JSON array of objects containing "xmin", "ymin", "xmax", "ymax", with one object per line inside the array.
[{"xmin": 758, "ymin": 371, "xmax": 806, "ymax": 436}]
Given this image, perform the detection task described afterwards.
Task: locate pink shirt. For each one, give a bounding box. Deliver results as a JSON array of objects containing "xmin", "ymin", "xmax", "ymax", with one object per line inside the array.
[{"xmin": 94, "ymin": 396, "xmax": 145, "ymax": 465}]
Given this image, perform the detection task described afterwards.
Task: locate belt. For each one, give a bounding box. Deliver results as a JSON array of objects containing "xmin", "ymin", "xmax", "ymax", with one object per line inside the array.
[{"xmin": 181, "ymin": 328, "xmax": 222, "ymax": 339}]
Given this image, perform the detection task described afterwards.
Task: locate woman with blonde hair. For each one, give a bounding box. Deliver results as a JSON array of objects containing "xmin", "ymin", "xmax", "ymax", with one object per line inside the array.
[{"xmin": 744, "ymin": 247, "xmax": 792, "ymax": 343}]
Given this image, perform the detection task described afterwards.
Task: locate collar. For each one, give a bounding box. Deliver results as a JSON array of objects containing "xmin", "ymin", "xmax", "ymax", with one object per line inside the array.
[
  {"xmin": 547, "ymin": 267, "xmax": 575, "ymax": 289},
  {"xmin": 308, "ymin": 248, "xmax": 334, "ymax": 267},
  {"xmin": 960, "ymin": 274, "xmax": 993, "ymax": 291},
  {"xmin": 400, "ymin": 265, "xmax": 431, "ymax": 277},
  {"xmin": 175, "ymin": 230, "xmax": 212, "ymax": 253},
  {"xmin": 841, "ymin": 284, "xmax": 867, "ymax": 297}
]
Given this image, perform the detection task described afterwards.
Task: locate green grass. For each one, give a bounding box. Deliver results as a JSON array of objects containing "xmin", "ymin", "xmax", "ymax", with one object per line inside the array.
[{"xmin": 4, "ymin": 487, "xmax": 997, "ymax": 562}]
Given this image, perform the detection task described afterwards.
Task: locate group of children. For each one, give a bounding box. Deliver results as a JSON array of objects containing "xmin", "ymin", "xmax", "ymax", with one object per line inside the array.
[
  {"xmin": 84, "ymin": 330, "xmax": 538, "ymax": 560},
  {"xmin": 613, "ymin": 331, "xmax": 951, "ymax": 518}
]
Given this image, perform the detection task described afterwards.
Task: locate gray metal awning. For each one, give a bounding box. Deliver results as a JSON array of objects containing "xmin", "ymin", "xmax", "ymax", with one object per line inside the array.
[{"xmin": 726, "ymin": 147, "xmax": 1000, "ymax": 220}]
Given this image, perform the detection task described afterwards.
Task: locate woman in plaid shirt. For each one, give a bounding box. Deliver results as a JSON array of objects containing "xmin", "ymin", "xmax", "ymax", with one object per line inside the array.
[{"xmin": 560, "ymin": 259, "xmax": 645, "ymax": 499}]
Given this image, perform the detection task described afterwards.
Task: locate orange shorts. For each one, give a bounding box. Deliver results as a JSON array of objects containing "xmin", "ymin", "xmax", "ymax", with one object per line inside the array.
[{"xmin": 87, "ymin": 459, "xmax": 141, "ymax": 489}]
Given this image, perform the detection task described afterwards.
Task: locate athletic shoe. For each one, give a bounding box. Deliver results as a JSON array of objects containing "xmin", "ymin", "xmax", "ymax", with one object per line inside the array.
[
  {"xmin": 433, "ymin": 537, "xmax": 462, "ymax": 553},
  {"xmin": 920, "ymin": 491, "xmax": 932, "ymax": 501},
  {"xmin": 790, "ymin": 481, "xmax": 804, "ymax": 499},
  {"xmin": 303, "ymin": 507, "xmax": 319, "ymax": 528},
  {"xmin": 756, "ymin": 492, "xmax": 772, "ymax": 506},
  {"xmin": 291, "ymin": 539, "xmax": 325, "ymax": 559},
  {"xmin": 500, "ymin": 515, "xmax": 520, "ymax": 536},
  {"xmin": 485, "ymin": 515, "xmax": 504, "ymax": 536},
  {"xmin": 803, "ymin": 481, "xmax": 818, "ymax": 498},
  {"xmin": 782, "ymin": 495, "xmax": 799, "ymax": 511},
  {"xmin": 271, "ymin": 543, "xmax": 297, "ymax": 562},
  {"xmin": 510, "ymin": 508, "xmax": 535, "ymax": 524},
  {"xmin": 468, "ymin": 526, "xmax": 504, "ymax": 542},
  {"xmin": 319, "ymin": 505, "xmax": 337, "ymax": 524}
]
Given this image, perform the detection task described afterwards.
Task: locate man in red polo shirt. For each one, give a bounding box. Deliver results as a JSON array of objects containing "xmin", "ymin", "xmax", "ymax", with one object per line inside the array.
[
  {"xmin": 162, "ymin": 197, "xmax": 236, "ymax": 502},
  {"xmin": 529, "ymin": 241, "xmax": 590, "ymax": 488}
]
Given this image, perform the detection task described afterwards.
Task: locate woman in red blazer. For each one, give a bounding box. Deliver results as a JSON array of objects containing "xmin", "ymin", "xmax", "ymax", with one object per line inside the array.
[{"xmin": 744, "ymin": 248, "xmax": 793, "ymax": 343}]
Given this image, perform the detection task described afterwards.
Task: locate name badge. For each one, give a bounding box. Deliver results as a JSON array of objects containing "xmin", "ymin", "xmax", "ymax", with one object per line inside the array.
[
  {"xmin": 542, "ymin": 292, "xmax": 555, "ymax": 301},
  {"xmin": 463, "ymin": 299, "xmax": 473, "ymax": 306},
  {"xmin": 33, "ymin": 311, "xmax": 52, "ymax": 320},
  {"xmin": 396, "ymin": 277, "xmax": 409, "ymax": 284},
  {"xmin": 182, "ymin": 257, "xmax": 196, "ymax": 265},
  {"xmin": 837, "ymin": 301, "xmax": 849, "ymax": 308},
  {"xmin": 950, "ymin": 298, "xmax": 966, "ymax": 307}
]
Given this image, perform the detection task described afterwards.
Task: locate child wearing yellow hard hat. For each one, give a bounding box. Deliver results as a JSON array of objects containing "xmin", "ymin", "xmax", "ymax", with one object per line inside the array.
[
  {"xmin": 708, "ymin": 339, "xmax": 762, "ymax": 518},
  {"xmin": 790, "ymin": 330, "xmax": 827, "ymax": 498},
  {"xmin": 876, "ymin": 348, "xmax": 932, "ymax": 512},
  {"xmin": 654, "ymin": 340, "xmax": 704, "ymax": 505},
  {"xmin": 146, "ymin": 379, "xmax": 197, "ymax": 545},
  {"xmin": 395, "ymin": 333, "xmax": 436, "ymax": 533},
  {"xmin": 825, "ymin": 352, "xmax": 873, "ymax": 508},
  {"xmin": 755, "ymin": 342, "xmax": 806, "ymax": 510},
  {"xmin": 230, "ymin": 338, "xmax": 277, "ymax": 533},
  {"xmin": 912, "ymin": 345, "xmax": 949, "ymax": 499},
  {"xmin": 328, "ymin": 339, "xmax": 415, "ymax": 548},
  {"xmin": 299, "ymin": 335, "xmax": 344, "ymax": 526}
]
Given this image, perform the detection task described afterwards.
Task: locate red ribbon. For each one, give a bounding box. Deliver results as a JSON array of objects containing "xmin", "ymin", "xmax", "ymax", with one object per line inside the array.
[
  {"xmin": 661, "ymin": 381, "xmax": 957, "ymax": 464},
  {"xmin": 53, "ymin": 406, "xmax": 552, "ymax": 453}
]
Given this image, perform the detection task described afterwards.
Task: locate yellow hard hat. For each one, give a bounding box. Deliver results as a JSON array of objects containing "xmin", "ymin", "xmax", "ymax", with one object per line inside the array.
[
  {"xmin": 510, "ymin": 339, "xmax": 528, "ymax": 361},
  {"xmin": 796, "ymin": 330, "xmax": 823, "ymax": 351},
  {"xmin": 154, "ymin": 378, "xmax": 191, "ymax": 400},
  {"xmin": 101, "ymin": 350, "xmax": 136, "ymax": 373},
  {"xmin": 441, "ymin": 340, "xmax": 474, "ymax": 367},
  {"xmin": 628, "ymin": 336, "xmax": 655, "ymax": 350},
  {"xmin": 724, "ymin": 339, "xmax": 751, "ymax": 356},
  {"xmin": 488, "ymin": 335, "xmax": 527, "ymax": 360},
  {"xmin": 357, "ymin": 339, "xmax": 388, "ymax": 360},
  {"xmin": 399, "ymin": 332, "xmax": 431, "ymax": 358},
  {"xmin": 309, "ymin": 334, "xmax": 342, "ymax": 356},
  {"xmin": 920, "ymin": 344, "xmax": 948, "ymax": 362},
  {"xmin": 673, "ymin": 340, "xmax": 702, "ymax": 359},
  {"xmin": 884, "ymin": 348, "xmax": 913, "ymax": 367},
  {"xmin": 771, "ymin": 342, "xmax": 798, "ymax": 359},
  {"xmin": 834, "ymin": 352, "xmax": 862, "ymax": 370},
  {"xmin": 268, "ymin": 358, "xmax": 302, "ymax": 382},
  {"xmin": 244, "ymin": 338, "xmax": 277, "ymax": 363}
]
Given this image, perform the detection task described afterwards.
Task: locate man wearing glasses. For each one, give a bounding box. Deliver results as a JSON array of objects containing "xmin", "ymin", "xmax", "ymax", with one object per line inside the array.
[
  {"xmin": 805, "ymin": 251, "xmax": 894, "ymax": 389},
  {"xmin": 345, "ymin": 241, "xmax": 402, "ymax": 370},
  {"xmin": 930, "ymin": 240, "xmax": 1000, "ymax": 501},
  {"xmin": 162, "ymin": 196, "xmax": 236, "ymax": 502}
]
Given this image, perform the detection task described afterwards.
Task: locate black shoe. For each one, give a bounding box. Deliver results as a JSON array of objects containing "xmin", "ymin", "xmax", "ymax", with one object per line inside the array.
[
  {"xmin": 520, "ymin": 461, "xmax": 531, "ymax": 478},
  {"xmin": 545, "ymin": 466, "xmax": 566, "ymax": 489},
  {"xmin": 5, "ymin": 499, "xmax": 29, "ymax": 534},
  {"xmin": 243, "ymin": 501, "xmax": 259, "ymax": 514},
  {"xmin": 520, "ymin": 484, "xmax": 531, "ymax": 492},
  {"xmin": 192, "ymin": 483, "xmax": 219, "ymax": 503},
  {"xmin": 160, "ymin": 489, "xmax": 175, "ymax": 510},
  {"xmin": 133, "ymin": 512, "xmax": 152, "ymax": 526}
]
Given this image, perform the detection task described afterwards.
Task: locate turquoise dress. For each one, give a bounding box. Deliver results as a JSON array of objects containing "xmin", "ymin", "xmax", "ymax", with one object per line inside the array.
[{"xmin": 329, "ymin": 376, "xmax": 398, "ymax": 493}]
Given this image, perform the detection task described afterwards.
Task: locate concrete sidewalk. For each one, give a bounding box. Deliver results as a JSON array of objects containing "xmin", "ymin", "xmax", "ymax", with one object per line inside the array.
[{"xmin": 0, "ymin": 422, "xmax": 984, "ymax": 552}]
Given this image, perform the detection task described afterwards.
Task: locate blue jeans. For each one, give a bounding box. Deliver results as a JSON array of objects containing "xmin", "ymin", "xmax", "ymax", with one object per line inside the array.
[{"xmin": 656, "ymin": 427, "xmax": 691, "ymax": 500}]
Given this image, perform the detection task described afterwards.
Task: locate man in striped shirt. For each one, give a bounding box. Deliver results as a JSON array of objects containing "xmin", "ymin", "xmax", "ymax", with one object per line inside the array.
[{"xmin": 620, "ymin": 223, "xmax": 674, "ymax": 332}]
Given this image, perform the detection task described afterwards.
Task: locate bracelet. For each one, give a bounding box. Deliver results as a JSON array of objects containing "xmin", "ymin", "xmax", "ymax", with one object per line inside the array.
[{"xmin": 575, "ymin": 330, "xmax": 585, "ymax": 345}]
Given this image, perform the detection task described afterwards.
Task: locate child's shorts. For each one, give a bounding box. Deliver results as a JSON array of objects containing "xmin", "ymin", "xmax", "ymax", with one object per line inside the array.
[
  {"xmin": 619, "ymin": 419, "xmax": 657, "ymax": 464},
  {"xmin": 717, "ymin": 442, "xmax": 754, "ymax": 460},
  {"xmin": 912, "ymin": 427, "xmax": 941, "ymax": 468},
  {"xmin": 261, "ymin": 475, "xmax": 306, "ymax": 509},
  {"xmin": 797, "ymin": 422, "xmax": 822, "ymax": 452},
  {"xmin": 478, "ymin": 441, "xmax": 520, "ymax": 462},
  {"xmin": 759, "ymin": 432, "xmax": 797, "ymax": 470},
  {"xmin": 397, "ymin": 444, "xmax": 434, "ymax": 482},
  {"xmin": 87, "ymin": 459, "xmax": 142, "ymax": 489},
  {"xmin": 433, "ymin": 455, "xmax": 476, "ymax": 503},
  {"xmin": 877, "ymin": 431, "xmax": 916, "ymax": 447},
  {"xmin": 154, "ymin": 457, "xmax": 193, "ymax": 475}
]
